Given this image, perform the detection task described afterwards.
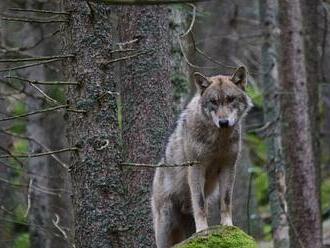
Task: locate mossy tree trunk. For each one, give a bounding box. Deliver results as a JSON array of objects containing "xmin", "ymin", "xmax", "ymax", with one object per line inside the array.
[
  {"xmin": 259, "ymin": 0, "xmax": 289, "ymax": 247},
  {"xmin": 278, "ymin": 0, "xmax": 322, "ymax": 247}
]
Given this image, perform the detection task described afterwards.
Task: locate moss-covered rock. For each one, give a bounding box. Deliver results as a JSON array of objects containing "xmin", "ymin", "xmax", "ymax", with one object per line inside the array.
[{"xmin": 174, "ymin": 225, "xmax": 257, "ymax": 248}]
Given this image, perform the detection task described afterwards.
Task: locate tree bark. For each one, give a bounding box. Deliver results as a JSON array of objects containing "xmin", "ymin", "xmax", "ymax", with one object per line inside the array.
[
  {"xmin": 63, "ymin": 2, "xmax": 172, "ymax": 247},
  {"xmin": 278, "ymin": 0, "xmax": 322, "ymax": 247},
  {"xmin": 118, "ymin": 6, "xmax": 174, "ymax": 247},
  {"xmin": 300, "ymin": 0, "xmax": 322, "ymax": 225},
  {"xmin": 259, "ymin": 0, "xmax": 289, "ymax": 247}
]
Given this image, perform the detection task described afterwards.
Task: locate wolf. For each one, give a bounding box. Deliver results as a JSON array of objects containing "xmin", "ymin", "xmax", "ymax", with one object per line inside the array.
[{"xmin": 151, "ymin": 66, "xmax": 252, "ymax": 248}]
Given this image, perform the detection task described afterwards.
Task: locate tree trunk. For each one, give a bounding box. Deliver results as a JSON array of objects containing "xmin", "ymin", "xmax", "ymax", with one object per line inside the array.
[
  {"xmin": 63, "ymin": 2, "xmax": 172, "ymax": 247},
  {"xmin": 169, "ymin": 6, "xmax": 192, "ymax": 111},
  {"xmin": 300, "ymin": 0, "xmax": 322, "ymax": 226},
  {"xmin": 259, "ymin": 0, "xmax": 289, "ymax": 247},
  {"xmin": 278, "ymin": 0, "xmax": 322, "ymax": 247},
  {"xmin": 118, "ymin": 6, "xmax": 173, "ymax": 247}
]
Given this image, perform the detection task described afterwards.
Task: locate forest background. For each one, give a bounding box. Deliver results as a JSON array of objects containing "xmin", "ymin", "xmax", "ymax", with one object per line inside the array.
[{"xmin": 0, "ymin": 0, "xmax": 330, "ymax": 247}]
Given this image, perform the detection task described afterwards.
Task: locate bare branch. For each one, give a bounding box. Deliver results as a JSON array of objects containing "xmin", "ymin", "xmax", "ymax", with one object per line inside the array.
[
  {"xmin": 29, "ymin": 83, "xmax": 61, "ymax": 104},
  {"xmin": 0, "ymin": 128, "xmax": 69, "ymax": 169},
  {"xmin": 120, "ymin": 161, "xmax": 200, "ymax": 168},
  {"xmin": 8, "ymin": 8, "xmax": 70, "ymax": 15},
  {"xmin": 5, "ymin": 76, "xmax": 79, "ymax": 85},
  {"xmin": 0, "ymin": 147, "xmax": 79, "ymax": 159},
  {"xmin": 1, "ymin": 16, "xmax": 67, "ymax": 24},
  {"xmin": 0, "ymin": 146, "xmax": 25, "ymax": 167},
  {"xmin": 0, "ymin": 55, "xmax": 74, "ymax": 63},
  {"xmin": 24, "ymin": 179, "xmax": 33, "ymax": 218},
  {"xmin": 91, "ymin": 0, "xmax": 212, "ymax": 5},
  {"xmin": 52, "ymin": 214, "xmax": 69, "ymax": 240},
  {"xmin": 98, "ymin": 50, "xmax": 154, "ymax": 65},
  {"xmin": 190, "ymin": 32, "xmax": 237, "ymax": 69},
  {"xmin": 0, "ymin": 58, "xmax": 64, "ymax": 73},
  {"xmin": 0, "ymin": 105, "xmax": 68, "ymax": 122}
]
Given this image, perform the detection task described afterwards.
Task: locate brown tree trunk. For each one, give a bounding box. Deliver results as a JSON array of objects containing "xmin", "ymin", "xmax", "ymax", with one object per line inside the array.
[
  {"xmin": 63, "ymin": 2, "xmax": 172, "ymax": 247},
  {"xmin": 260, "ymin": 0, "xmax": 289, "ymax": 247},
  {"xmin": 300, "ymin": 0, "xmax": 322, "ymax": 227},
  {"xmin": 278, "ymin": 0, "xmax": 322, "ymax": 247},
  {"xmin": 118, "ymin": 6, "xmax": 174, "ymax": 247}
]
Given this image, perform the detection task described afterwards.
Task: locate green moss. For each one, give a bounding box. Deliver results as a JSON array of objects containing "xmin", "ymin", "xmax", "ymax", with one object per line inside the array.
[
  {"xmin": 175, "ymin": 226, "xmax": 257, "ymax": 248},
  {"xmin": 13, "ymin": 233, "xmax": 30, "ymax": 248},
  {"xmin": 322, "ymin": 178, "xmax": 330, "ymax": 212}
]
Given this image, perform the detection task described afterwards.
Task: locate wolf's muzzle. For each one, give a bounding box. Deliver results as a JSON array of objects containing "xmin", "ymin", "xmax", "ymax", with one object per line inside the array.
[{"xmin": 219, "ymin": 119, "xmax": 229, "ymax": 128}]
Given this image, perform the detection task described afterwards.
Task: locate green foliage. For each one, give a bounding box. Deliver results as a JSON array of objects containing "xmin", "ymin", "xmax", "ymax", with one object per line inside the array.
[
  {"xmin": 171, "ymin": 73, "xmax": 189, "ymax": 100},
  {"xmin": 47, "ymin": 85, "xmax": 66, "ymax": 104},
  {"xmin": 253, "ymin": 169, "xmax": 269, "ymax": 206},
  {"xmin": 10, "ymin": 120, "xmax": 26, "ymax": 134},
  {"xmin": 175, "ymin": 226, "xmax": 257, "ymax": 248},
  {"xmin": 262, "ymin": 224, "xmax": 272, "ymax": 241},
  {"xmin": 322, "ymin": 178, "xmax": 330, "ymax": 212},
  {"xmin": 9, "ymin": 100, "xmax": 27, "ymax": 134},
  {"xmin": 246, "ymin": 134, "xmax": 267, "ymax": 163},
  {"xmin": 14, "ymin": 139, "xmax": 28, "ymax": 154},
  {"xmin": 14, "ymin": 205, "xmax": 28, "ymax": 223},
  {"xmin": 246, "ymin": 84, "xmax": 263, "ymax": 108},
  {"xmin": 13, "ymin": 233, "xmax": 30, "ymax": 248},
  {"xmin": 12, "ymin": 101, "xmax": 27, "ymax": 115}
]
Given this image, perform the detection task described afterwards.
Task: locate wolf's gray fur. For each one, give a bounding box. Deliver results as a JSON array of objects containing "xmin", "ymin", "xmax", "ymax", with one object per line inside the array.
[{"xmin": 151, "ymin": 67, "xmax": 252, "ymax": 248}]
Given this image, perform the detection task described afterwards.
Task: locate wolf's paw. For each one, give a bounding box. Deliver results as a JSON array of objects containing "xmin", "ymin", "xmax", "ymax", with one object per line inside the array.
[{"xmin": 220, "ymin": 217, "xmax": 233, "ymax": 226}]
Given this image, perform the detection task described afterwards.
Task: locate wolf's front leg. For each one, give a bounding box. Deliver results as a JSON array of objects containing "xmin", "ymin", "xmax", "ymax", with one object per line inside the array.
[
  {"xmin": 188, "ymin": 166, "xmax": 208, "ymax": 232},
  {"xmin": 219, "ymin": 164, "xmax": 236, "ymax": 226}
]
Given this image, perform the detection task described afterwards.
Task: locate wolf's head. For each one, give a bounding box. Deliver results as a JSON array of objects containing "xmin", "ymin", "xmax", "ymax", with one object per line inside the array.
[{"xmin": 194, "ymin": 66, "xmax": 253, "ymax": 128}]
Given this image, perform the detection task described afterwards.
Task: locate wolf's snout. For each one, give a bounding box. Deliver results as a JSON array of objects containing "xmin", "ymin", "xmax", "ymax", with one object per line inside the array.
[{"xmin": 218, "ymin": 119, "xmax": 229, "ymax": 128}]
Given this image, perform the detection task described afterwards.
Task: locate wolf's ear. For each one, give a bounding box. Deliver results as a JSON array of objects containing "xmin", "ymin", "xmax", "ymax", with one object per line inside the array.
[
  {"xmin": 194, "ymin": 72, "xmax": 211, "ymax": 94},
  {"xmin": 231, "ymin": 66, "xmax": 247, "ymax": 90}
]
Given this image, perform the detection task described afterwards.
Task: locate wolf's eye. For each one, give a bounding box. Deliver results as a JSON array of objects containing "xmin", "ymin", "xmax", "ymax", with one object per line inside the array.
[
  {"xmin": 227, "ymin": 96, "xmax": 235, "ymax": 103},
  {"xmin": 210, "ymin": 99, "xmax": 217, "ymax": 105}
]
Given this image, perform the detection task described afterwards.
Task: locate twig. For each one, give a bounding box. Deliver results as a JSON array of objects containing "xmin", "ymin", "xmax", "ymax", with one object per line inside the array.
[
  {"xmin": 8, "ymin": 8, "xmax": 70, "ymax": 15},
  {"xmin": 0, "ymin": 55, "xmax": 74, "ymax": 63},
  {"xmin": 100, "ymin": 50, "xmax": 154, "ymax": 65},
  {"xmin": 91, "ymin": 0, "xmax": 212, "ymax": 5},
  {"xmin": 181, "ymin": 3, "xmax": 196, "ymax": 37},
  {"xmin": 190, "ymin": 32, "xmax": 237, "ymax": 69},
  {"xmin": 0, "ymin": 128, "xmax": 69, "ymax": 169},
  {"xmin": 20, "ymin": 30, "xmax": 61, "ymax": 52},
  {"xmin": 178, "ymin": 38, "xmax": 217, "ymax": 69},
  {"xmin": 5, "ymin": 76, "xmax": 79, "ymax": 85},
  {"xmin": 24, "ymin": 179, "xmax": 33, "ymax": 218},
  {"xmin": 110, "ymin": 48, "xmax": 136, "ymax": 54},
  {"xmin": 0, "ymin": 58, "xmax": 64, "ymax": 73},
  {"xmin": 120, "ymin": 161, "xmax": 199, "ymax": 168},
  {"xmin": 0, "ymin": 105, "xmax": 68, "ymax": 122},
  {"xmin": 1, "ymin": 17, "xmax": 67, "ymax": 24},
  {"xmin": 117, "ymin": 38, "xmax": 140, "ymax": 49},
  {"xmin": 66, "ymin": 108, "xmax": 87, "ymax": 114},
  {"xmin": 247, "ymin": 170, "xmax": 253, "ymax": 235},
  {"xmin": 0, "ymin": 146, "xmax": 25, "ymax": 167},
  {"xmin": 29, "ymin": 83, "xmax": 61, "ymax": 104},
  {"xmin": 177, "ymin": 4, "xmax": 219, "ymax": 70},
  {"xmin": 0, "ymin": 176, "xmax": 25, "ymax": 187},
  {"xmin": 0, "ymin": 147, "xmax": 79, "ymax": 159},
  {"xmin": 52, "ymin": 214, "xmax": 68, "ymax": 240}
]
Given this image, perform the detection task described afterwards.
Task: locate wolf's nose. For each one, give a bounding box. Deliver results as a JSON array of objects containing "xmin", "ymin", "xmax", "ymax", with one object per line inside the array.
[{"xmin": 219, "ymin": 119, "xmax": 229, "ymax": 128}]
